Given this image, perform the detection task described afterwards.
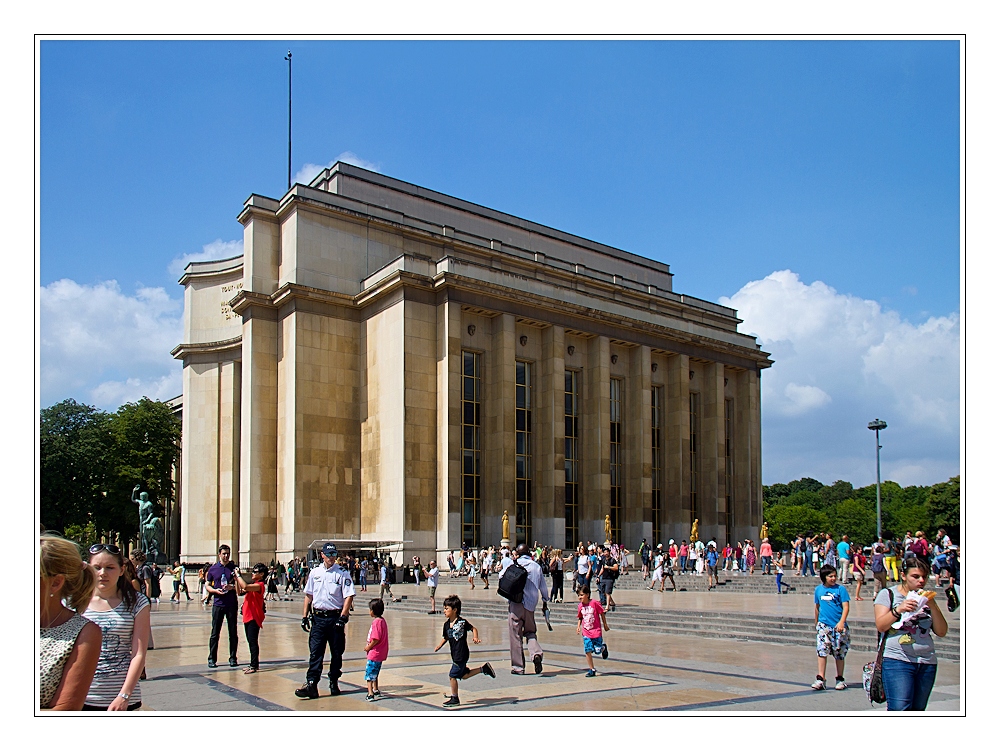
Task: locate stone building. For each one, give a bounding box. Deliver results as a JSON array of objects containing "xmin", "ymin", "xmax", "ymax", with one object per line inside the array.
[{"xmin": 172, "ymin": 162, "xmax": 772, "ymax": 564}]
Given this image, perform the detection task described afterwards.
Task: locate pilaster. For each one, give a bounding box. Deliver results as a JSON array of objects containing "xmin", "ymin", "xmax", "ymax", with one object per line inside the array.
[
  {"xmin": 626, "ymin": 345, "xmax": 652, "ymax": 548},
  {"xmin": 582, "ymin": 336, "xmax": 610, "ymax": 543},
  {"xmin": 239, "ymin": 314, "xmax": 279, "ymax": 560},
  {"xmin": 436, "ymin": 298, "xmax": 463, "ymax": 552},
  {"xmin": 665, "ymin": 353, "xmax": 691, "ymax": 543},
  {"xmin": 702, "ymin": 361, "xmax": 727, "ymax": 543},
  {"xmin": 534, "ymin": 325, "xmax": 565, "ymax": 546}
]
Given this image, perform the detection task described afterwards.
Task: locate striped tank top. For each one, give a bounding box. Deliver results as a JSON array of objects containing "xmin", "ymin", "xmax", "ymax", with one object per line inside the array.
[{"xmin": 83, "ymin": 593, "xmax": 150, "ymax": 707}]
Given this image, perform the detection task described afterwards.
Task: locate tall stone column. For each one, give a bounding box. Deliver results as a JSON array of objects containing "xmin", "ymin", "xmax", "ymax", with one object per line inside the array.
[
  {"xmin": 625, "ymin": 345, "xmax": 652, "ymax": 548},
  {"xmin": 239, "ymin": 311, "xmax": 279, "ymax": 561},
  {"xmin": 534, "ymin": 325, "xmax": 565, "ymax": 546},
  {"xmin": 581, "ymin": 336, "xmax": 610, "ymax": 543},
  {"xmin": 664, "ymin": 353, "xmax": 691, "ymax": 544},
  {"xmin": 483, "ymin": 313, "xmax": 515, "ymax": 546},
  {"xmin": 362, "ymin": 302, "xmax": 406, "ymax": 545},
  {"xmin": 402, "ymin": 299, "xmax": 438, "ymax": 559},
  {"xmin": 218, "ymin": 360, "xmax": 242, "ymax": 559},
  {"xmin": 180, "ymin": 361, "xmax": 219, "ymax": 561},
  {"xmin": 733, "ymin": 367, "xmax": 762, "ymax": 541},
  {"xmin": 701, "ymin": 361, "xmax": 727, "ymax": 543},
  {"xmin": 436, "ymin": 298, "xmax": 462, "ymax": 553}
]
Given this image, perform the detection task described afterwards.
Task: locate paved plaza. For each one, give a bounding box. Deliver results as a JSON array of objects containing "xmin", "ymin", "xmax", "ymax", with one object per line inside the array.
[{"xmin": 141, "ymin": 577, "xmax": 962, "ymax": 713}]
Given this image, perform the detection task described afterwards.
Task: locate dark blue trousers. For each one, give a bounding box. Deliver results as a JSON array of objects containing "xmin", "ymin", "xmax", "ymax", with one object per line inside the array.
[{"xmin": 306, "ymin": 614, "xmax": 346, "ymax": 685}]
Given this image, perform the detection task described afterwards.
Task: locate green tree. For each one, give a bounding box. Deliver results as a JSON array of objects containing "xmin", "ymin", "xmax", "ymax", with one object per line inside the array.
[
  {"xmin": 787, "ymin": 477, "xmax": 824, "ymax": 495},
  {"xmin": 40, "ymin": 396, "xmax": 181, "ymax": 546},
  {"xmin": 828, "ymin": 498, "xmax": 877, "ymax": 545},
  {"xmin": 818, "ymin": 480, "xmax": 855, "ymax": 506},
  {"xmin": 40, "ymin": 399, "xmax": 114, "ymax": 534},
  {"xmin": 926, "ymin": 476, "xmax": 960, "ymax": 541},
  {"xmin": 107, "ymin": 397, "xmax": 182, "ymax": 539},
  {"xmin": 763, "ymin": 505, "xmax": 830, "ymax": 551}
]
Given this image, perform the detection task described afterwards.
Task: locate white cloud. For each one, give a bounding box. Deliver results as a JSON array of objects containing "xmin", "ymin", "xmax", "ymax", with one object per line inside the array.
[
  {"xmin": 721, "ymin": 270, "xmax": 959, "ymax": 487},
  {"xmin": 781, "ymin": 383, "xmax": 832, "ymax": 416},
  {"xmin": 40, "ymin": 279, "xmax": 183, "ymax": 410},
  {"xmin": 168, "ymin": 239, "xmax": 243, "ymax": 278},
  {"xmin": 293, "ymin": 151, "xmax": 381, "ymax": 185}
]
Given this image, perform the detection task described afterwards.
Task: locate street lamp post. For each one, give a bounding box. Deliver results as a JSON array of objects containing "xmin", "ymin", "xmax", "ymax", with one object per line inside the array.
[{"xmin": 868, "ymin": 419, "xmax": 887, "ymax": 539}]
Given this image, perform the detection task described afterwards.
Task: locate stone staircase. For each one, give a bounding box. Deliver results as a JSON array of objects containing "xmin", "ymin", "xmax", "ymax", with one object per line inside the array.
[{"xmin": 382, "ymin": 590, "xmax": 961, "ymax": 662}]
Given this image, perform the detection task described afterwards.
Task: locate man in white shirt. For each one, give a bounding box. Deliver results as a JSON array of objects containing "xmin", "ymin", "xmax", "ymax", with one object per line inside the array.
[
  {"xmin": 422, "ymin": 560, "xmax": 440, "ymax": 614},
  {"xmin": 295, "ymin": 543, "xmax": 355, "ymax": 699},
  {"xmin": 501, "ymin": 543, "xmax": 550, "ymax": 675}
]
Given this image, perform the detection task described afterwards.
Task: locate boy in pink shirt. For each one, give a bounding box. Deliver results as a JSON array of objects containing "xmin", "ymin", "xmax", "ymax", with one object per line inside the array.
[
  {"xmin": 364, "ymin": 598, "xmax": 389, "ymax": 701},
  {"xmin": 576, "ymin": 585, "xmax": 611, "ymax": 677}
]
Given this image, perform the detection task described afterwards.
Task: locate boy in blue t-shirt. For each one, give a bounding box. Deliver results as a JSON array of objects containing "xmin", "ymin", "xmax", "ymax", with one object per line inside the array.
[{"xmin": 812, "ymin": 564, "xmax": 850, "ymax": 690}]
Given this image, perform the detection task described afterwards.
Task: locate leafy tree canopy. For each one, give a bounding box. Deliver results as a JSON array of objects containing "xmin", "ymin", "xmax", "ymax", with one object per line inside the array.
[{"xmin": 40, "ymin": 397, "xmax": 180, "ymax": 547}]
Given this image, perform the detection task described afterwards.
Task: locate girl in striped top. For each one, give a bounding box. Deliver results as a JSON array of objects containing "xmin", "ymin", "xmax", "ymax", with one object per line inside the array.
[{"xmin": 84, "ymin": 544, "xmax": 150, "ymax": 710}]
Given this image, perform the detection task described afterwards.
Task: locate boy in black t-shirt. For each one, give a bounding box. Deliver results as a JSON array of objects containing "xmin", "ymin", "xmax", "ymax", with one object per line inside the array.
[{"xmin": 433, "ymin": 595, "xmax": 495, "ymax": 707}]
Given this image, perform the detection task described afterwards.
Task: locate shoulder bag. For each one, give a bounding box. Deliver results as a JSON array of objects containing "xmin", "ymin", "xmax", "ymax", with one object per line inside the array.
[{"xmin": 862, "ymin": 589, "xmax": 893, "ymax": 704}]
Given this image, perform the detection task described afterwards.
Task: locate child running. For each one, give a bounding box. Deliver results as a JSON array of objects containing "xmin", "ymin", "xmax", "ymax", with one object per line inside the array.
[
  {"xmin": 775, "ymin": 558, "xmax": 789, "ymax": 594},
  {"xmin": 433, "ymin": 595, "xmax": 495, "ymax": 707},
  {"xmin": 576, "ymin": 585, "xmax": 610, "ymax": 677},
  {"xmin": 364, "ymin": 598, "xmax": 389, "ymax": 701}
]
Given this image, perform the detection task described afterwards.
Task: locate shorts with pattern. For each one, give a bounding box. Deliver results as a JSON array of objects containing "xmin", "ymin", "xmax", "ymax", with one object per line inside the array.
[
  {"xmin": 365, "ymin": 659, "xmax": 383, "ymax": 681},
  {"xmin": 428, "ymin": 586, "xmax": 437, "ymax": 598},
  {"xmin": 815, "ymin": 622, "xmax": 850, "ymax": 658},
  {"xmin": 583, "ymin": 636, "xmax": 605, "ymax": 654}
]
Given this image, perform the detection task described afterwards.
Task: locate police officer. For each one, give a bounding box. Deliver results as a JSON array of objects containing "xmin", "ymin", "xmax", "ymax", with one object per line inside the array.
[{"xmin": 295, "ymin": 543, "xmax": 355, "ymax": 699}]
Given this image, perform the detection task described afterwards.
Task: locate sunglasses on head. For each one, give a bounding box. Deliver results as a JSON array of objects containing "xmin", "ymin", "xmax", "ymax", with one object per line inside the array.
[{"xmin": 89, "ymin": 543, "xmax": 121, "ymax": 556}]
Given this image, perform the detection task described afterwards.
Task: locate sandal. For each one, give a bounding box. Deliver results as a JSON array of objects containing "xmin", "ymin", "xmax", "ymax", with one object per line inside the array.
[{"xmin": 243, "ymin": 666, "xmax": 258, "ymax": 674}]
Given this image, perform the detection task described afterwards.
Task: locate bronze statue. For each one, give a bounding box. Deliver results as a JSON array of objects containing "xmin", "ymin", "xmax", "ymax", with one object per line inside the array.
[
  {"xmin": 760, "ymin": 521, "xmax": 769, "ymax": 541},
  {"xmin": 605, "ymin": 514, "xmax": 612, "ymax": 542},
  {"xmin": 502, "ymin": 510, "xmax": 510, "ymax": 540},
  {"xmin": 132, "ymin": 485, "xmax": 164, "ymax": 561},
  {"xmin": 690, "ymin": 518, "xmax": 699, "ymax": 542}
]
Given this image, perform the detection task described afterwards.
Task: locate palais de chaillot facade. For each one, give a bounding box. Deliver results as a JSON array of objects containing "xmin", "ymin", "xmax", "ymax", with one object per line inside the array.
[{"xmin": 172, "ymin": 162, "xmax": 772, "ymax": 565}]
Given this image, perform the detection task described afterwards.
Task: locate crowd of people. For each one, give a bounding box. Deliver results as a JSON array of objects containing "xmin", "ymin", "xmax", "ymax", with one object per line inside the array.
[{"xmin": 40, "ymin": 524, "xmax": 959, "ymax": 712}]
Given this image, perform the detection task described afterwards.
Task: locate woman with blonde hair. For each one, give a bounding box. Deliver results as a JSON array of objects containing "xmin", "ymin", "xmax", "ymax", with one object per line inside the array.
[
  {"xmin": 83, "ymin": 543, "xmax": 151, "ymax": 710},
  {"xmin": 39, "ymin": 534, "xmax": 102, "ymax": 710}
]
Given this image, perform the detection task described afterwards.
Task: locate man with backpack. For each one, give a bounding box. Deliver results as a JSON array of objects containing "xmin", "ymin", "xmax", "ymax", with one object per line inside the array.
[{"xmin": 499, "ymin": 543, "xmax": 550, "ymax": 675}]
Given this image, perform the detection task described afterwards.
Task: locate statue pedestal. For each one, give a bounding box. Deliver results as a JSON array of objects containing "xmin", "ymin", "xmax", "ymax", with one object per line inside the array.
[{"xmin": 500, "ymin": 538, "xmax": 511, "ymax": 549}]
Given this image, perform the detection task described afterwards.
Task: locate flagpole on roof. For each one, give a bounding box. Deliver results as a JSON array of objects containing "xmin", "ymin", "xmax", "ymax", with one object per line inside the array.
[{"xmin": 284, "ymin": 50, "xmax": 292, "ymax": 191}]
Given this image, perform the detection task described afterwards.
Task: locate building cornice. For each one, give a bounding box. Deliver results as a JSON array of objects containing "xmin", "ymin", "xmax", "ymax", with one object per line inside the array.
[{"xmin": 171, "ymin": 336, "xmax": 243, "ymax": 361}]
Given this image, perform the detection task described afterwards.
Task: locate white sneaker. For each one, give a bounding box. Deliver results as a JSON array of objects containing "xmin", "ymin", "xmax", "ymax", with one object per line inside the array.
[
  {"xmin": 811, "ymin": 678, "xmax": 826, "ymax": 690},
  {"xmin": 834, "ymin": 679, "xmax": 847, "ymax": 690}
]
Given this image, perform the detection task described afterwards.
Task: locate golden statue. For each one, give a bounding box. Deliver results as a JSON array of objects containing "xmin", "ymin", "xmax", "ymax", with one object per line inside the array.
[
  {"xmin": 604, "ymin": 514, "xmax": 612, "ymax": 542},
  {"xmin": 502, "ymin": 510, "xmax": 510, "ymax": 540},
  {"xmin": 760, "ymin": 521, "xmax": 769, "ymax": 541},
  {"xmin": 690, "ymin": 518, "xmax": 699, "ymax": 542}
]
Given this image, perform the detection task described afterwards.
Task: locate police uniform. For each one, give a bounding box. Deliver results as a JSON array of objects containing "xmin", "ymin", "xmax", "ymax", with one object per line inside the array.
[{"xmin": 297, "ymin": 545, "xmax": 356, "ymax": 697}]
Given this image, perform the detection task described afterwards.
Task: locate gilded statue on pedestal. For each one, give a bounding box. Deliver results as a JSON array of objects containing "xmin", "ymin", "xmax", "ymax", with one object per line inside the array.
[
  {"xmin": 502, "ymin": 510, "xmax": 510, "ymax": 540},
  {"xmin": 690, "ymin": 518, "xmax": 699, "ymax": 542},
  {"xmin": 605, "ymin": 514, "xmax": 612, "ymax": 542}
]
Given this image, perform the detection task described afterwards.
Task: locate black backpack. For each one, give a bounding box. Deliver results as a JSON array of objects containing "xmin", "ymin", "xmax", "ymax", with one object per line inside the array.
[{"xmin": 497, "ymin": 560, "xmax": 528, "ymax": 603}]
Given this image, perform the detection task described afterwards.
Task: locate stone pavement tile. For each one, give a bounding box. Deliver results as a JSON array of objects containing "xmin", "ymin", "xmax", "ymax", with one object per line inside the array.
[{"xmin": 139, "ymin": 593, "xmax": 961, "ymax": 713}]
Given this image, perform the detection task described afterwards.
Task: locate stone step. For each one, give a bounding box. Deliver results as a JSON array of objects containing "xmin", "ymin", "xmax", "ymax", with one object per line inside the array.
[{"xmin": 381, "ymin": 597, "xmax": 960, "ymax": 661}]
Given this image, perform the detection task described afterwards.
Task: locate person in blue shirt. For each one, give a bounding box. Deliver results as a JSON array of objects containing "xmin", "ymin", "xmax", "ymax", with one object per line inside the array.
[
  {"xmin": 836, "ymin": 535, "xmax": 852, "ymax": 582},
  {"xmin": 705, "ymin": 541, "xmax": 720, "ymax": 590},
  {"xmin": 812, "ymin": 564, "xmax": 851, "ymax": 690}
]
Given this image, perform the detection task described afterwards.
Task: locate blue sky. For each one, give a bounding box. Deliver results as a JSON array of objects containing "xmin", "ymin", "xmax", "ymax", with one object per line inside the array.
[{"xmin": 39, "ymin": 39, "xmax": 961, "ymax": 488}]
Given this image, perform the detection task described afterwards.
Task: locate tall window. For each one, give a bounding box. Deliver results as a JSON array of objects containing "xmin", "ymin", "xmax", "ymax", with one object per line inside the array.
[
  {"xmin": 462, "ymin": 351, "xmax": 481, "ymax": 547},
  {"xmin": 515, "ymin": 361, "xmax": 533, "ymax": 545},
  {"xmin": 651, "ymin": 386, "xmax": 664, "ymax": 546},
  {"xmin": 610, "ymin": 378, "xmax": 623, "ymax": 542},
  {"xmin": 564, "ymin": 370, "xmax": 580, "ymax": 549},
  {"xmin": 725, "ymin": 398, "xmax": 735, "ymax": 543},
  {"xmin": 689, "ymin": 392, "xmax": 699, "ymax": 522}
]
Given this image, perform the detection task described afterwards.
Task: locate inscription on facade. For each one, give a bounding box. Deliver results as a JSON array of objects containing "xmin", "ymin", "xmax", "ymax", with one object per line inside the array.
[{"xmin": 221, "ymin": 281, "xmax": 243, "ymax": 320}]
